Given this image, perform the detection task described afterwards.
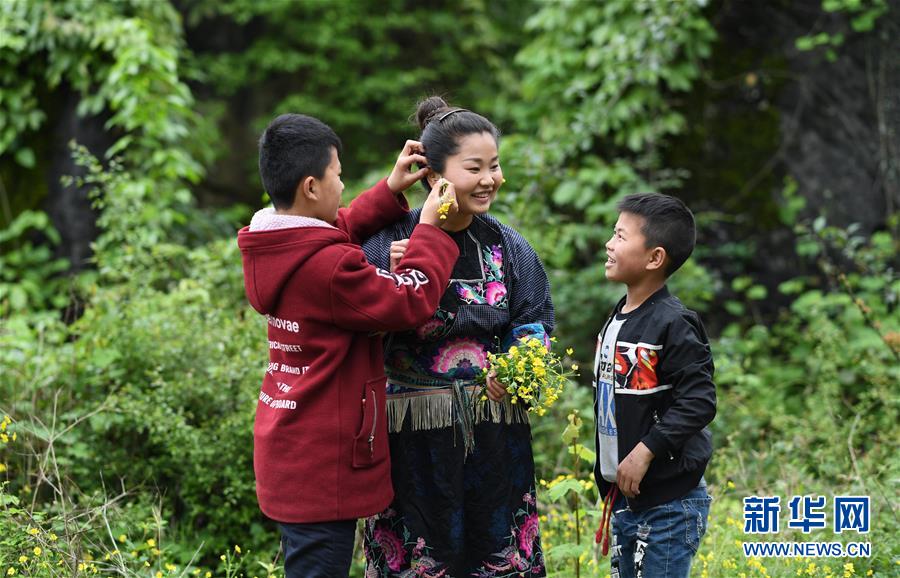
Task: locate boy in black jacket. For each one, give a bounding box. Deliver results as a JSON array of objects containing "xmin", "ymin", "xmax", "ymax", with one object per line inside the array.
[{"xmin": 593, "ymin": 193, "xmax": 716, "ymax": 578}]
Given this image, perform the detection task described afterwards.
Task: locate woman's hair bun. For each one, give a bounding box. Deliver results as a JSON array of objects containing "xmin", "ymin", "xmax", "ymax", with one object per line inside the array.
[{"xmin": 415, "ymin": 96, "xmax": 450, "ymax": 130}]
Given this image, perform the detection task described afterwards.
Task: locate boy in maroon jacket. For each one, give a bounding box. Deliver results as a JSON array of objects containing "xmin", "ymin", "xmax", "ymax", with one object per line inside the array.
[{"xmin": 237, "ymin": 113, "xmax": 460, "ymax": 578}]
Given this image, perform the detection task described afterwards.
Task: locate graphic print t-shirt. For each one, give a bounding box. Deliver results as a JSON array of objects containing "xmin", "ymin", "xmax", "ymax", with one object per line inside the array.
[{"xmin": 595, "ymin": 313, "xmax": 627, "ymax": 483}]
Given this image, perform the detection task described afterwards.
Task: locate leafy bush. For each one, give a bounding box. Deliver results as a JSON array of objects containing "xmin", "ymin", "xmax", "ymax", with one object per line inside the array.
[{"xmin": 0, "ymin": 211, "xmax": 72, "ymax": 316}]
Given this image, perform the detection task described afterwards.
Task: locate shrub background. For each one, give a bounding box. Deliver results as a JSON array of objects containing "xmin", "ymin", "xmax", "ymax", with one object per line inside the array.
[{"xmin": 1, "ymin": 0, "xmax": 897, "ymax": 576}]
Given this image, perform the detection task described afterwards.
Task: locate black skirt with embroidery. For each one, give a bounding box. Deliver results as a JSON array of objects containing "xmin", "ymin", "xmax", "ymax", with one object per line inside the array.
[{"xmin": 363, "ymin": 420, "xmax": 545, "ymax": 577}]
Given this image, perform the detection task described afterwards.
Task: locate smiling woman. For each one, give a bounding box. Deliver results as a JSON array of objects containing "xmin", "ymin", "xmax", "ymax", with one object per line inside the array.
[{"xmin": 361, "ymin": 97, "xmax": 555, "ymax": 577}]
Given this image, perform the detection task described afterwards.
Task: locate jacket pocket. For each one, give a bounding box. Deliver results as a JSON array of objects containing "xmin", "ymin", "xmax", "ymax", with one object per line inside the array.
[{"xmin": 352, "ymin": 377, "xmax": 387, "ymax": 469}]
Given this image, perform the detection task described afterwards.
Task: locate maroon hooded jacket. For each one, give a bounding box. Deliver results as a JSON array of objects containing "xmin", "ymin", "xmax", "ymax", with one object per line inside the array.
[{"xmin": 237, "ymin": 180, "xmax": 459, "ymax": 523}]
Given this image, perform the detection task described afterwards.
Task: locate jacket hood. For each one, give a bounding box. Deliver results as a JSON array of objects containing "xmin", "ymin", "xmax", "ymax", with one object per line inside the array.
[{"xmin": 237, "ymin": 218, "xmax": 348, "ymax": 315}]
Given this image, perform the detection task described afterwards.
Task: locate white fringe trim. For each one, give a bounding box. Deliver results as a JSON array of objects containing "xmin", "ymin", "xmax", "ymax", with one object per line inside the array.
[{"xmin": 386, "ymin": 390, "xmax": 529, "ymax": 433}]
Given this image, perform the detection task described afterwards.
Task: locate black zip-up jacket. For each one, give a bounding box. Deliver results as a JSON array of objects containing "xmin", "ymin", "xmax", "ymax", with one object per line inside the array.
[{"xmin": 593, "ymin": 286, "xmax": 716, "ymax": 511}]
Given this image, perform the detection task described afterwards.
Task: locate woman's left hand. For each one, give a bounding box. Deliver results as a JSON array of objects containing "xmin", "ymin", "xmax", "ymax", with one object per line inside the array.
[
  {"xmin": 389, "ymin": 239, "xmax": 409, "ymax": 272},
  {"xmin": 486, "ymin": 368, "xmax": 507, "ymax": 402}
]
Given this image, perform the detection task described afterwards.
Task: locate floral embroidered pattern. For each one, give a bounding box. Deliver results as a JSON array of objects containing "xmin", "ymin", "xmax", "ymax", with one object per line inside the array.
[
  {"xmin": 415, "ymin": 309, "xmax": 456, "ymax": 341},
  {"xmin": 366, "ymin": 490, "xmax": 544, "ymax": 577},
  {"xmin": 365, "ymin": 512, "xmax": 450, "ymax": 578},
  {"xmin": 372, "ymin": 526, "xmax": 407, "ymax": 571},
  {"xmin": 472, "ymin": 490, "xmax": 545, "ymax": 577},
  {"xmin": 456, "ymin": 282, "xmax": 487, "ymax": 305},
  {"xmin": 455, "ymin": 244, "xmax": 507, "ymax": 309},
  {"xmin": 430, "ymin": 337, "xmax": 489, "ymax": 379}
]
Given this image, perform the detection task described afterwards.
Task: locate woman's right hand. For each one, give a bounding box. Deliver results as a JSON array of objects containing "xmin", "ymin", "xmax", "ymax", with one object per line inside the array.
[{"xmin": 420, "ymin": 178, "xmax": 457, "ymax": 227}]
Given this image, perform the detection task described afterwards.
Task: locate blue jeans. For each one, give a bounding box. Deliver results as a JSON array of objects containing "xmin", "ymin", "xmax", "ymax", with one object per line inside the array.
[
  {"xmin": 280, "ymin": 519, "xmax": 357, "ymax": 578},
  {"xmin": 610, "ymin": 483, "xmax": 712, "ymax": 578}
]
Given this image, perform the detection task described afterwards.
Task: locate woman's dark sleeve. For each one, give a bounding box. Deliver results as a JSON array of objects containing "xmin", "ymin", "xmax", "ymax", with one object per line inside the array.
[{"xmin": 502, "ymin": 227, "xmax": 555, "ymax": 349}]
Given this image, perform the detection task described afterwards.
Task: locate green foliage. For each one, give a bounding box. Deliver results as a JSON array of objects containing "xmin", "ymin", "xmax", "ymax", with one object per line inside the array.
[
  {"xmin": 0, "ymin": 0, "xmax": 206, "ymax": 178},
  {"xmin": 0, "ymin": 0, "xmax": 232, "ymax": 315},
  {"xmin": 494, "ymin": 0, "xmax": 718, "ymax": 351},
  {"xmin": 0, "ymin": 238, "xmax": 276, "ymax": 569},
  {"xmin": 0, "ymin": 481, "xmax": 282, "ymax": 577},
  {"xmin": 710, "ymin": 217, "xmax": 899, "ymax": 572},
  {"xmin": 184, "ymin": 0, "xmax": 535, "ymax": 180},
  {"xmin": 2, "ymin": 1, "xmax": 898, "ymax": 576},
  {"xmin": 0, "ymin": 211, "xmax": 70, "ymax": 315},
  {"xmin": 796, "ymin": 0, "xmax": 889, "ymax": 61}
]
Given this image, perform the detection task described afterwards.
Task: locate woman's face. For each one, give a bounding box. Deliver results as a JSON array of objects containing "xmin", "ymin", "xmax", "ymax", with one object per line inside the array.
[{"xmin": 433, "ymin": 131, "xmax": 502, "ymax": 215}]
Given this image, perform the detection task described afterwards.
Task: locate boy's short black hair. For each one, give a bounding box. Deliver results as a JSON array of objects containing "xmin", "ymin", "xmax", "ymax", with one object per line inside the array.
[
  {"xmin": 258, "ymin": 114, "xmax": 342, "ymax": 209},
  {"xmin": 617, "ymin": 193, "xmax": 696, "ymax": 276}
]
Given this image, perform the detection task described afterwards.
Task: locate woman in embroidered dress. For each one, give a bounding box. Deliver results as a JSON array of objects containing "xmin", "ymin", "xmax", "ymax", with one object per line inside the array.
[{"xmin": 361, "ymin": 97, "xmax": 554, "ymax": 577}]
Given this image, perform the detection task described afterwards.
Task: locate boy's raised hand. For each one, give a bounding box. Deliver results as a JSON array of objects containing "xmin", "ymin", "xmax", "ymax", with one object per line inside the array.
[
  {"xmin": 387, "ymin": 140, "xmax": 430, "ymax": 193},
  {"xmin": 421, "ymin": 178, "xmax": 458, "ymax": 228}
]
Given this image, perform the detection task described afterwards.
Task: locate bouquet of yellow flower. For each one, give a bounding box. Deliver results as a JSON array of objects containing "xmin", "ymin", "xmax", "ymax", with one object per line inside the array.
[{"xmin": 478, "ymin": 337, "xmax": 579, "ymax": 416}]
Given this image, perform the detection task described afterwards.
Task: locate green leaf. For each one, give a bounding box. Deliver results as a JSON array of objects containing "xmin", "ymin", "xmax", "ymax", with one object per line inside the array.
[
  {"xmin": 732, "ymin": 276, "xmax": 752, "ymax": 292},
  {"xmin": 545, "ymin": 478, "xmax": 585, "ymax": 502},
  {"xmin": 778, "ymin": 279, "xmax": 806, "ymax": 295},
  {"xmin": 724, "ymin": 300, "xmax": 745, "ymax": 316},
  {"xmin": 747, "ymin": 285, "xmax": 768, "ymax": 300},
  {"xmin": 795, "ymin": 37, "xmax": 815, "ymax": 51},
  {"xmin": 568, "ymin": 443, "xmax": 596, "ymax": 462},
  {"xmin": 14, "ymin": 147, "xmax": 35, "ymax": 168}
]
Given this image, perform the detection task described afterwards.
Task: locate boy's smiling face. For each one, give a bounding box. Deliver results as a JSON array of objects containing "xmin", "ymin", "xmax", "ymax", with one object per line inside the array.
[{"xmin": 605, "ymin": 211, "xmax": 657, "ymax": 284}]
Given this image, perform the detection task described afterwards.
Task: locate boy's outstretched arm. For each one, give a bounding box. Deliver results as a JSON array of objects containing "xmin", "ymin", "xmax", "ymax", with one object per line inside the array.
[
  {"xmin": 329, "ymin": 181, "xmax": 458, "ymax": 332},
  {"xmin": 335, "ymin": 140, "xmax": 430, "ymax": 243}
]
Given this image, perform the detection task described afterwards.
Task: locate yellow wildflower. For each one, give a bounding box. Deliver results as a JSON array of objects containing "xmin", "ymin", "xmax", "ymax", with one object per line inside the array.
[
  {"xmin": 33, "ymin": 547, "xmax": 41, "ymax": 556},
  {"xmin": 146, "ymin": 538, "xmax": 156, "ymax": 548}
]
